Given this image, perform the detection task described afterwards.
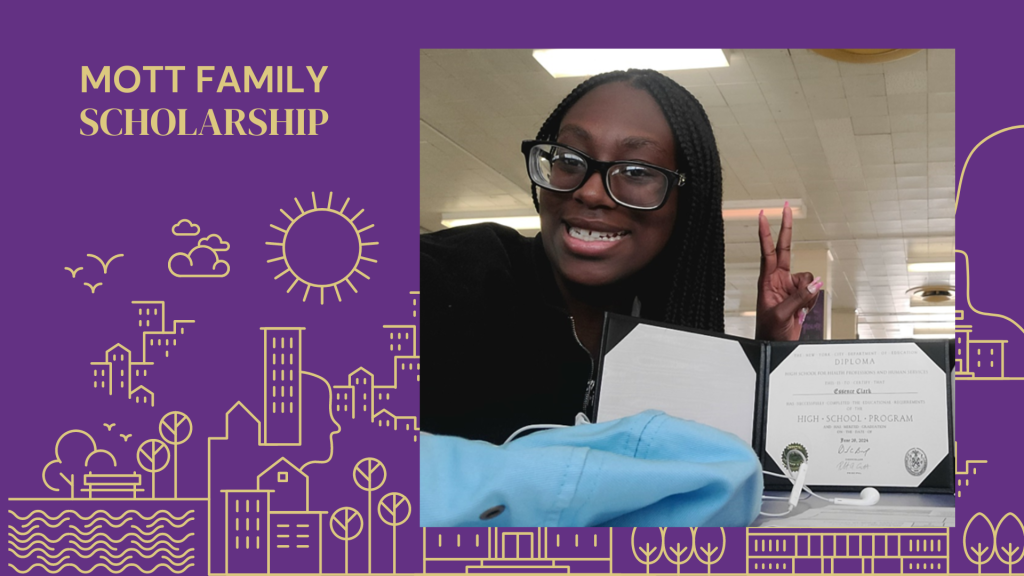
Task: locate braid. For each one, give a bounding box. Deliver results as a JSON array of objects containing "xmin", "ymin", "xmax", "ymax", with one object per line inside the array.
[{"xmin": 532, "ymin": 69, "xmax": 725, "ymax": 333}]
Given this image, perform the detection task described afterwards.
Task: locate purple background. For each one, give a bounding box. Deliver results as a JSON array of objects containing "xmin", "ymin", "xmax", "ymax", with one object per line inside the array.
[{"xmin": 0, "ymin": 1, "xmax": 1011, "ymax": 574}]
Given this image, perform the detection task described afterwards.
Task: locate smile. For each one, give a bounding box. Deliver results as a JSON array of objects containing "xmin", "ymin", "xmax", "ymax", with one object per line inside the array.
[{"xmin": 566, "ymin": 225, "xmax": 628, "ymax": 242}]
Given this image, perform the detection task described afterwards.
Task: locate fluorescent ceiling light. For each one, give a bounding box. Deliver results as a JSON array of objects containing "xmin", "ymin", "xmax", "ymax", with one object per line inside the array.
[
  {"xmin": 722, "ymin": 199, "xmax": 805, "ymax": 221},
  {"xmin": 533, "ymin": 49, "xmax": 729, "ymax": 78},
  {"xmin": 907, "ymin": 261, "xmax": 955, "ymax": 272},
  {"xmin": 914, "ymin": 333, "xmax": 954, "ymax": 339}
]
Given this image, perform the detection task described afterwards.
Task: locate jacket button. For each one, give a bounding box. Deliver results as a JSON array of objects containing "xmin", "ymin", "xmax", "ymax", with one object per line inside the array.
[{"xmin": 479, "ymin": 505, "xmax": 505, "ymax": 520}]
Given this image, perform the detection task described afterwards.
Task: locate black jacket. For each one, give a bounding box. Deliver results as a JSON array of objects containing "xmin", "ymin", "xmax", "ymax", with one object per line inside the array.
[{"xmin": 421, "ymin": 223, "xmax": 593, "ymax": 445}]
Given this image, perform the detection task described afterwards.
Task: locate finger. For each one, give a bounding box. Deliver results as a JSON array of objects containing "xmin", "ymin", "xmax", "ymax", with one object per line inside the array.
[
  {"xmin": 776, "ymin": 275, "xmax": 823, "ymax": 322},
  {"xmin": 758, "ymin": 210, "xmax": 776, "ymax": 276},
  {"xmin": 776, "ymin": 201, "xmax": 793, "ymax": 272}
]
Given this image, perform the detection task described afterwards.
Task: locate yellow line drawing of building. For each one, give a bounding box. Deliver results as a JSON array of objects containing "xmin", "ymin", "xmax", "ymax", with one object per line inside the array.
[
  {"xmin": 262, "ymin": 328, "xmax": 303, "ymax": 446},
  {"xmin": 332, "ymin": 384, "xmax": 355, "ymax": 419},
  {"xmin": 206, "ymin": 327, "xmax": 340, "ymax": 575},
  {"xmin": 87, "ymin": 301, "xmax": 194, "ymax": 407},
  {"xmin": 348, "ymin": 367, "xmax": 373, "ymax": 417},
  {"xmin": 956, "ymin": 250, "xmax": 1024, "ymax": 381},
  {"xmin": 423, "ymin": 527, "xmax": 613, "ymax": 573},
  {"xmin": 746, "ymin": 529, "xmax": 948, "ymax": 573},
  {"xmin": 384, "ymin": 325, "xmax": 417, "ymax": 355},
  {"xmin": 955, "ymin": 441, "xmax": 988, "ymax": 499}
]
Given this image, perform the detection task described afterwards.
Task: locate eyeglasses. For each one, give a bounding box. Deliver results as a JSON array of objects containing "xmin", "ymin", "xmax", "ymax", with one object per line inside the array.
[{"xmin": 521, "ymin": 140, "xmax": 685, "ymax": 210}]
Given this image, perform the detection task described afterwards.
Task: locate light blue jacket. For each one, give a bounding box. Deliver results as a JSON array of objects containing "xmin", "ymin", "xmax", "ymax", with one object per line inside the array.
[{"xmin": 421, "ymin": 410, "xmax": 762, "ymax": 527}]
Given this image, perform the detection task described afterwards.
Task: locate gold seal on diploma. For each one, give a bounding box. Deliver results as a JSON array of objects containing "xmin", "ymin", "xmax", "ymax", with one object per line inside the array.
[{"xmin": 782, "ymin": 442, "xmax": 808, "ymax": 472}]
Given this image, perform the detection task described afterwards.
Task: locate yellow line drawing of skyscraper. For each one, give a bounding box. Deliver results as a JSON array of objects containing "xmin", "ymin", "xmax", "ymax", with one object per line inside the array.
[{"xmin": 262, "ymin": 328, "xmax": 303, "ymax": 445}]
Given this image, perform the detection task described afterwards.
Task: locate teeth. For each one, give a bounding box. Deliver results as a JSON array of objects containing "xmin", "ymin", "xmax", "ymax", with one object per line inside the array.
[{"xmin": 568, "ymin": 226, "xmax": 627, "ymax": 242}]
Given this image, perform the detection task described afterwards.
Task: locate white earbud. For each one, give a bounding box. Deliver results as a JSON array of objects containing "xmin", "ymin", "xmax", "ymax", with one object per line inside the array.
[{"xmin": 833, "ymin": 487, "xmax": 880, "ymax": 506}]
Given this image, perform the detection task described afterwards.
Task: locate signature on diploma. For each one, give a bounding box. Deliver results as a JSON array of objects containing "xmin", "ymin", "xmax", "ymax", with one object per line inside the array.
[
  {"xmin": 836, "ymin": 460, "xmax": 871, "ymax": 471},
  {"xmin": 838, "ymin": 444, "xmax": 871, "ymax": 456}
]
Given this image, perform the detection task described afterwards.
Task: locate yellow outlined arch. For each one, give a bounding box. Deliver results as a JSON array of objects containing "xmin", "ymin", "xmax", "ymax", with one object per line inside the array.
[{"xmin": 956, "ymin": 125, "xmax": 1024, "ymax": 216}]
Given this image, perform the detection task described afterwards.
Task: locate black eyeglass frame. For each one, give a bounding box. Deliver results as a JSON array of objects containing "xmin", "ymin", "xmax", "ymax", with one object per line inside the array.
[{"xmin": 521, "ymin": 140, "xmax": 686, "ymax": 211}]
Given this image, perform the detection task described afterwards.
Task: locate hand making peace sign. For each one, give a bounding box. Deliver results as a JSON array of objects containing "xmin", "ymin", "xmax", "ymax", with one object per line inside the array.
[{"xmin": 755, "ymin": 202, "xmax": 823, "ymax": 341}]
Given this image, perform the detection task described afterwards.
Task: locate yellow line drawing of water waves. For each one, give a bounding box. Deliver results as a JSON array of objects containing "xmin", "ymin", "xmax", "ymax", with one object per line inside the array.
[
  {"xmin": 8, "ymin": 510, "xmax": 193, "ymax": 522},
  {"xmin": 7, "ymin": 561, "xmax": 194, "ymax": 574},
  {"xmin": 145, "ymin": 517, "xmax": 192, "ymax": 529},
  {"xmin": 21, "ymin": 518, "xmax": 69, "ymax": 528},
  {"xmin": 35, "ymin": 554, "xmax": 132, "ymax": 568},
  {"xmin": 9, "ymin": 541, "xmax": 54, "ymax": 551},
  {"xmin": 84, "ymin": 518, "xmax": 129, "ymax": 529},
  {"xmin": 9, "ymin": 532, "xmax": 193, "ymax": 545},
  {"xmin": 9, "ymin": 546, "xmax": 192, "ymax": 559},
  {"xmin": 11, "ymin": 540, "xmax": 180, "ymax": 554},
  {"xmin": 158, "ymin": 555, "xmax": 194, "ymax": 567},
  {"xmin": 8, "ymin": 526, "xmax": 37, "ymax": 536}
]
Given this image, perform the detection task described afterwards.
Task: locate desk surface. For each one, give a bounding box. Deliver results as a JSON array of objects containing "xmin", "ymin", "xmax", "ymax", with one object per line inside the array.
[{"xmin": 753, "ymin": 491, "xmax": 955, "ymax": 527}]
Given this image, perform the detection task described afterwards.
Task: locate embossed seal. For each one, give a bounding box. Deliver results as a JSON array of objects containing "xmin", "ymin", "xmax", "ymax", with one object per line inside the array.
[
  {"xmin": 782, "ymin": 442, "xmax": 809, "ymax": 472},
  {"xmin": 905, "ymin": 447, "xmax": 927, "ymax": 476}
]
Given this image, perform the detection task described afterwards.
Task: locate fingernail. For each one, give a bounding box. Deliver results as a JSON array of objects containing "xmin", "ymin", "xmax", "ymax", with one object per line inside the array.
[
  {"xmin": 799, "ymin": 308, "xmax": 808, "ymax": 324},
  {"xmin": 807, "ymin": 276, "xmax": 823, "ymax": 295},
  {"xmin": 784, "ymin": 201, "xmax": 789, "ymax": 209},
  {"xmin": 759, "ymin": 209, "xmax": 764, "ymax": 218}
]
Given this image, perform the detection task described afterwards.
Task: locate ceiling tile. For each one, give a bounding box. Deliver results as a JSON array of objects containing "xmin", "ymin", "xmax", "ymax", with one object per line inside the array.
[
  {"xmin": 927, "ymin": 49, "xmax": 955, "ymax": 70},
  {"xmin": 890, "ymin": 114, "xmax": 928, "ymax": 133},
  {"xmin": 848, "ymin": 96, "xmax": 889, "ymax": 117},
  {"xmin": 888, "ymin": 94, "xmax": 928, "ymax": 115},
  {"xmin": 885, "ymin": 71, "xmax": 928, "ymax": 95},
  {"xmin": 929, "ymin": 92, "xmax": 955, "ymax": 113}
]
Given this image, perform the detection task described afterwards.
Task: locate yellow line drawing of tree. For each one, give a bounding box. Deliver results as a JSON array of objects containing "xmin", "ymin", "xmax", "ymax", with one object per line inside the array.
[
  {"xmin": 694, "ymin": 527, "xmax": 726, "ymax": 574},
  {"xmin": 631, "ymin": 527, "xmax": 666, "ymax": 573},
  {"xmin": 665, "ymin": 527, "xmax": 696, "ymax": 573},
  {"xmin": 964, "ymin": 512, "xmax": 997, "ymax": 573},
  {"xmin": 158, "ymin": 411, "xmax": 192, "ymax": 498},
  {"xmin": 996, "ymin": 513, "xmax": 1024, "ymax": 573},
  {"xmin": 353, "ymin": 457, "xmax": 386, "ymax": 573},
  {"xmin": 136, "ymin": 438, "xmax": 170, "ymax": 498},
  {"xmin": 377, "ymin": 492, "xmax": 410, "ymax": 574},
  {"xmin": 329, "ymin": 506, "xmax": 363, "ymax": 574}
]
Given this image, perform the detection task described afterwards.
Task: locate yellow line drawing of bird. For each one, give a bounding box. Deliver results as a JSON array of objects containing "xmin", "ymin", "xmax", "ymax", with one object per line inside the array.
[
  {"xmin": 64, "ymin": 267, "xmax": 83, "ymax": 278},
  {"xmin": 103, "ymin": 423, "xmax": 116, "ymax": 431},
  {"xmin": 84, "ymin": 282, "xmax": 102, "ymax": 293},
  {"xmin": 87, "ymin": 253, "xmax": 124, "ymax": 274},
  {"xmin": 120, "ymin": 434, "xmax": 132, "ymax": 442}
]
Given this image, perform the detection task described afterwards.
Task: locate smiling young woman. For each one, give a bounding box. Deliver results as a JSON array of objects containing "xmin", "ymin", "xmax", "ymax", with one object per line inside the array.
[{"xmin": 421, "ymin": 69, "xmax": 820, "ymax": 446}]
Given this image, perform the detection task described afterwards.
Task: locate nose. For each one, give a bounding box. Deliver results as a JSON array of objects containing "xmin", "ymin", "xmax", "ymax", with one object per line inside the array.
[{"xmin": 573, "ymin": 171, "xmax": 616, "ymax": 209}]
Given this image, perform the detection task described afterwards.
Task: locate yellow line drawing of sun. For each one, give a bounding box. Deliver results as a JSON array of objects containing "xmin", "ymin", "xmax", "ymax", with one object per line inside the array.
[{"xmin": 267, "ymin": 191, "xmax": 378, "ymax": 304}]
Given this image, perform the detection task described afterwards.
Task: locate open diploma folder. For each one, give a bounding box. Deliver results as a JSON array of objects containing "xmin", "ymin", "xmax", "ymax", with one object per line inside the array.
[{"xmin": 591, "ymin": 314, "xmax": 954, "ymax": 494}]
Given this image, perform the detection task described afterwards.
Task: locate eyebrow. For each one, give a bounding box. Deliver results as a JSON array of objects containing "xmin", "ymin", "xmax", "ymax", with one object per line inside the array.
[{"xmin": 557, "ymin": 123, "xmax": 670, "ymax": 156}]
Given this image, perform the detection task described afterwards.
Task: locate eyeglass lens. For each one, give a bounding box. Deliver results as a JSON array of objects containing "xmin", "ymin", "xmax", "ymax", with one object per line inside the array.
[{"xmin": 529, "ymin": 144, "xmax": 668, "ymax": 208}]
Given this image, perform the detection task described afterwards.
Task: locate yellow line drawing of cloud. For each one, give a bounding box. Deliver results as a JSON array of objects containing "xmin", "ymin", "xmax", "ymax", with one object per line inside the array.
[
  {"xmin": 167, "ymin": 246, "xmax": 230, "ymax": 278},
  {"xmin": 197, "ymin": 234, "xmax": 230, "ymax": 252},
  {"xmin": 171, "ymin": 219, "xmax": 201, "ymax": 236},
  {"xmin": 42, "ymin": 430, "xmax": 118, "ymax": 492}
]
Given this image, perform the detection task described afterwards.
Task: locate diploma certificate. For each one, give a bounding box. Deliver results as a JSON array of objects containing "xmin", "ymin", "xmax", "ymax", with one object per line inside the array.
[
  {"xmin": 593, "ymin": 314, "xmax": 954, "ymax": 493},
  {"xmin": 764, "ymin": 342, "xmax": 950, "ymax": 488}
]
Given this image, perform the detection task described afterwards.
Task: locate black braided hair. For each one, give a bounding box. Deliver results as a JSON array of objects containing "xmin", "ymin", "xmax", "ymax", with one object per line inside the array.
[{"xmin": 531, "ymin": 69, "xmax": 725, "ymax": 333}]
